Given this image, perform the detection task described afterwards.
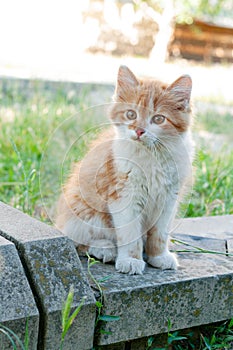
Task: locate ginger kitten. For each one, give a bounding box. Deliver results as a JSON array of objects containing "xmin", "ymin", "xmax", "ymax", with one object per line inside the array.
[{"xmin": 56, "ymin": 66, "xmax": 194, "ymax": 275}]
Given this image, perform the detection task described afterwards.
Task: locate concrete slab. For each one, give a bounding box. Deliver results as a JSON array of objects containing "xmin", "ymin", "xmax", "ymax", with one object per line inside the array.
[
  {"xmin": 0, "ymin": 236, "xmax": 39, "ymax": 350},
  {"xmin": 171, "ymin": 214, "xmax": 233, "ymax": 257},
  {"xmin": 82, "ymin": 253, "xmax": 233, "ymax": 346},
  {"xmin": 0, "ymin": 202, "xmax": 97, "ymax": 350},
  {"xmin": 1, "ymin": 201, "xmax": 233, "ymax": 349},
  {"xmin": 170, "ymin": 233, "xmax": 227, "ymax": 253},
  {"xmin": 81, "ymin": 215, "xmax": 233, "ymax": 346},
  {"xmin": 173, "ymin": 215, "xmax": 233, "ymax": 239},
  {"xmin": 227, "ymin": 239, "xmax": 233, "ymax": 254},
  {"xmin": 0, "ymin": 201, "xmax": 64, "ymax": 243}
]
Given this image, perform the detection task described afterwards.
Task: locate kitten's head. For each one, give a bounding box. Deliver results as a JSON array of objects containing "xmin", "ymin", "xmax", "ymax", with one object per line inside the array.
[{"xmin": 109, "ymin": 65, "xmax": 192, "ymax": 149}]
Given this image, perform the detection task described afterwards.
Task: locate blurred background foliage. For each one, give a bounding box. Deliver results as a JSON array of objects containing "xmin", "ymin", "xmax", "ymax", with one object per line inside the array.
[{"xmin": 0, "ymin": 0, "xmax": 233, "ymax": 220}]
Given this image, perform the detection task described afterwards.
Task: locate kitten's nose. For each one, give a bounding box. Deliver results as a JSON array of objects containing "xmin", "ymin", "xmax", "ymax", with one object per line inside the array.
[{"xmin": 136, "ymin": 128, "xmax": 145, "ymax": 137}]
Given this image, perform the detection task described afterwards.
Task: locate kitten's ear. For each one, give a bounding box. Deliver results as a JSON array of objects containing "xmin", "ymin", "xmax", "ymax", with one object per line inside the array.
[
  {"xmin": 114, "ymin": 65, "xmax": 139, "ymax": 101},
  {"xmin": 167, "ymin": 75, "xmax": 192, "ymax": 108},
  {"xmin": 118, "ymin": 65, "xmax": 139, "ymax": 87}
]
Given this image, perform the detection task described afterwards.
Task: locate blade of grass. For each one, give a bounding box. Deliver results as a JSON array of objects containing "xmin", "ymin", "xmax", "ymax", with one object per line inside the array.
[
  {"xmin": 171, "ymin": 238, "xmax": 233, "ymax": 257},
  {"xmin": 0, "ymin": 327, "xmax": 18, "ymax": 349},
  {"xmin": 86, "ymin": 253, "xmax": 104, "ymax": 326},
  {"xmin": 62, "ymin": 297, "xmax": 86, "ymax": 339},
  {"xmin": 61, "ymin": 285, "xmax": 74, "ymax": 333},
  {"xmin": 10, "ymin": 138, "xmax": 30, "ymax": 213},
  {"xmin": 0, "ymin": 324, "xmax": 26, "ymax": 350},
  {"xmin": 97, "ymin": 274, "xmax": 114, "ymax": 283},
  {"xmin": 228, "ymin": 318, "xmax": 233, "ymax": 329},
  {"xmin": 60, "ymin": 286, "xmax": 86, "ymax": 350}
]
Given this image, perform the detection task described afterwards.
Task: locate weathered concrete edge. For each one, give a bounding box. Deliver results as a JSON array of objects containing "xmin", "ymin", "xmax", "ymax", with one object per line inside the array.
[
  {"xmin": 82, "ymin": 214, "xmax": 233, "ymax": 346},
  {"xmin": 0, "ymin": 202, "xmax": 97, "ymax": 350},
  {"xmin": 173, "ymin": 215, "xmax": 233, "ymax": 239},
  {"xmin": 1, "ymin": 201, "xmax": 233, "ymax": 349},
  {"xmin": 0, "ymin": 236, "xmax": 39, "ymax": 349},
  {"xmin": 95, "ymin": 273, "xmax": 233, "ymax": 345}
]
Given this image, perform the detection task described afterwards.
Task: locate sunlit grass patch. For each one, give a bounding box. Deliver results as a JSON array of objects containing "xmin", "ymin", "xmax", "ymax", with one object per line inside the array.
[
  {"xmin": 0, "ymin": 78, "xmax": 232, "ymax": 220},
  {"xmin": 194, "ymin": 101, "xmax": 233, "ymax": 142},
  {"xmin": 0, "ymin": 79, "xmax": 110, "ymax": 219},
  {"xmin": 186, "ymin": 148, "xmax": 233, "ymax": 217}
]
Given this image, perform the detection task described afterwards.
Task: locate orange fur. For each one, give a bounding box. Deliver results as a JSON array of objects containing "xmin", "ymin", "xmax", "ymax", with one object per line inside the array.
[{"xmin": 56, "ymin": 65, "xmax": 194, "ymax": 274}]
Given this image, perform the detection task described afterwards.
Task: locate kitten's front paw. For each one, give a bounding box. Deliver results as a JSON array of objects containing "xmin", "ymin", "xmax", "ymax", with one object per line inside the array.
[
  {"xmin": 116, "ymin": 258, "xmax": 145, "ymax": 275},
  {"xmin": 148, "ymin": 251, "xmax": 178, "ymax": 270},
  {"xmin": 88, "ymin": 246, "xmax": 116, "ymax": 263}
]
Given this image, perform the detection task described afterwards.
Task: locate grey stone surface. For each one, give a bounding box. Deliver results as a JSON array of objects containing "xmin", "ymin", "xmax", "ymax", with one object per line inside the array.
[
  {"xmin": 228, "ymin": 238, "xmax": 233, "ymax": 254},
  {"xmin": 173, "ymin": 215, "xmax": 233, "ymax": 239},
  {"xmin": 0, "ymin": 201, "xmax": 63, "ymax": 243},
  {"xmin": 24, "ymin": 238, "xmax": 96, "ymax": 350},
  {"xmin": 0, "ymin": 236, "xmax": 39, "ymax": 350},
  {"xmin": 0, "ymin": 202, "xmax": 97, "ymax": 350},
  {"xmin": 171, "ymin": 214, "xmax": 233, "ymax": 260},
  {"xmin": 170, "ymin": 233, "xmax": 227, "ymax": 253},
  {"xmin": 1, "ymin": 200, "xmax": 233, "ymax": 349},
  {"xmin": 81, "ymin": 215, "xmax": 233, "ymax": 346}
]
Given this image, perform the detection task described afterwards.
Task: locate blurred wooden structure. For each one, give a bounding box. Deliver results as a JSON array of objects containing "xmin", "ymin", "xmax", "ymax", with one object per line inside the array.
[
  {"xmin": 85, "ymin": 0, "xmax": 233, "ymax": 63},
  {"xmin": 169, "ymin": 20, "xmax": 233, "ymax": 63}
]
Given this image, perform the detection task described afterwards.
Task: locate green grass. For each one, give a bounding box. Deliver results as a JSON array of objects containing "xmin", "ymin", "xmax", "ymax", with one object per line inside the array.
[
  {"xmin": 0, "ymin": 287, "xmax": 85, "ymax": 350},
  {"xmin": 1, "ymin": 78, "xmax": 232, "ymax": 220},
  {"xmin": 185, "ymin": 148, "xmax": 233, "ymax": 217},
  {"xmin": 194, "ymin": 100, "xmax": 233, "ymax": 140},
  {"xmin": 183, "ymin": 100, "xmax": 233, "ymax": 217},
  {"xmin": 0, "ymin": 77, "xmax": 233, "ymax": 350},
  {"xmin": 147, "ymin": 319, "xmax": 233, "ymax": 349},
  {"xmin": 0, "ymin": 79, "xmax": 110, "ymax": 220},
  {"xmin": 0, "ymin": 321, "xmax": 29, "ymax": 350},
  {"xmin": 60, "ymin": 286, "xmax": 86, "ymax": 350}
]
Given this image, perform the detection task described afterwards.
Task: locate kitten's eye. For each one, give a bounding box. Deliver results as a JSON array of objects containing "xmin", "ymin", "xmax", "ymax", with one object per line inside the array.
[
  {"xmin": 151, "ymin": 115, "xmax": 165, "ymax": 125},
  {"xmin": 125, "ymin": 110, "xmax": 137, "ymax": 120}
]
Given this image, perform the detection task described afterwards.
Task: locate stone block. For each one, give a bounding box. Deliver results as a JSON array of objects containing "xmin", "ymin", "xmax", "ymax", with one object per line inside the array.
[
  {"xmin": 228, "ymin": 238, "xmax": 233, "ymax": 254},
  {"xmin": 0, "ymin": 202, "xmax": 97, "ymax": 350},
  {"xmin": 173, "ymin": 215, "xmax": 233, "ymax": 239},
  {"xmin": 1, "ymin": 201, "xmax": 233, "ymax": 349},
  {"xmin": 0, "ymin": 236, "xmax": 39, "ymax": 350},
  {"xmin": 170, "ymin": 233, "xmax": 227, "ymax": 253},
  {"xmin": 81, "ymin": 215, "xmax": 233, "ymax": 346},
  {"xmin": 171, "ymin": 214, "xmax": 233, "ymax": 259}
]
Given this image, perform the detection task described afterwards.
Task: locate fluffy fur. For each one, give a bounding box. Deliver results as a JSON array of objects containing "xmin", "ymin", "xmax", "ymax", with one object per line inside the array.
[{"xmin": 56, "ymin": 66, "xmax": 194, "ymax": 274}]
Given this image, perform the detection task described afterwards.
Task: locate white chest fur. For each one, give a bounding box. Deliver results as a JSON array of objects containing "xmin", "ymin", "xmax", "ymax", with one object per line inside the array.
[{"xmin": 111, "ymin": 133, "xmax": 193, "ymax": 229}]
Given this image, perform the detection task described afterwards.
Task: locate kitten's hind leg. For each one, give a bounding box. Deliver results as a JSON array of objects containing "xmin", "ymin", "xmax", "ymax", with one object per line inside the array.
[{"xmin": 88, "ymin": 239, "xmax": 117, "ymax": 263}]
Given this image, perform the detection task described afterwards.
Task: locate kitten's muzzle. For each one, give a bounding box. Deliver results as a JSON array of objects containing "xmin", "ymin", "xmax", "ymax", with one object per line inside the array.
[{"xmin": 136, "ymin": 127, "xmax": 145, "ymax": 138}]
